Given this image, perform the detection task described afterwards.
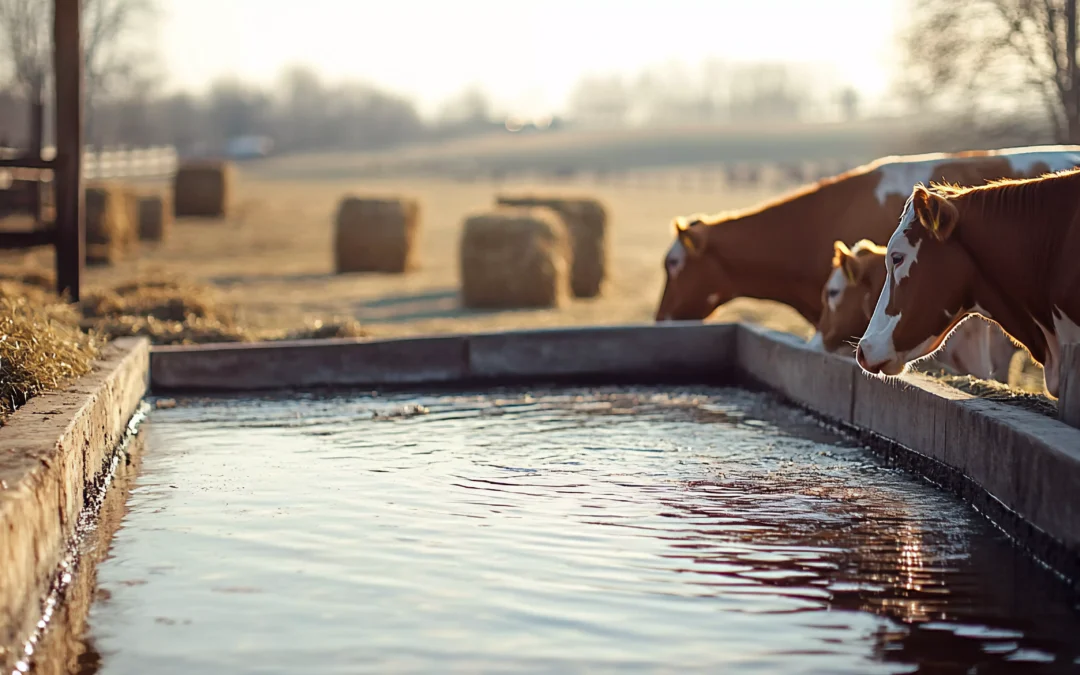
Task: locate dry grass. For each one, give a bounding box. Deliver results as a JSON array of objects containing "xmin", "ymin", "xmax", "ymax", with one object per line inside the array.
[
  {"xmin": 0, "ymin": 283, "xmax": 101, "ymax": 419},
  {"xmin": 79, "ymin": 277, "xmax": 254, "ymax": 345}
]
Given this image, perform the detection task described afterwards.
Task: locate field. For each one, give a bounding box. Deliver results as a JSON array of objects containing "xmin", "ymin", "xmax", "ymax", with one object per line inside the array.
[
  {"xmin": 11, "ymin": 164, "xmax": 817, "ymax": 341},
  {"xmin": 0, "ymin": 121, "xmax": 1049, "ymax": 398}
]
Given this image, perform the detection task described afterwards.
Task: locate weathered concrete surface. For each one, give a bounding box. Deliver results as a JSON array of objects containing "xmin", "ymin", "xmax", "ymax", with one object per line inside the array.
[
  {"xmin": 150, "ymin": 324, "xmax": 735, "ymax": 392},
  {"xmin": 151, "ymin": 336, "xmax": 469, "ymax": 392},
  {"xmin": 468, "ymin": 323, "xmax": 734, "ymax": 382},
  {"xmin": 0, "ymin": 337, "xmax": 149, "ymax": 671},
  {"xmin": 28, "ymin": 434, "xmax": 147, "ymax": 675},
  {"xmin": 736, "ymin": 324, "xmax": 857, "ymax": 424}
]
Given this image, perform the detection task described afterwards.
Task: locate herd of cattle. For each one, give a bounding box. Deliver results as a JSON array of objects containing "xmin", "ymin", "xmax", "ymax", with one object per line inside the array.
[{"xmin": 654, "ymin": 146, "xmax": 1080, "ymax": 398}]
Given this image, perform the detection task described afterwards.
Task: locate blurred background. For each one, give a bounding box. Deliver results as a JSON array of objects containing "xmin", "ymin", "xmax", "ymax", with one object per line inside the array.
[{"xmin": 0, "ymin": 0, "xmax": 1077, "ymax": 346}]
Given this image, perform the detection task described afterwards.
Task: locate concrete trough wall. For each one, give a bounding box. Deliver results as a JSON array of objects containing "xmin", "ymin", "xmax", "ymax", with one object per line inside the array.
[
  {"xmin": 150, "ymin": 324, "xmax": 737, "ymax": 392},
  {"xmin": 0, "ymin": 338, "xmax": 149, "ymax": 672}
]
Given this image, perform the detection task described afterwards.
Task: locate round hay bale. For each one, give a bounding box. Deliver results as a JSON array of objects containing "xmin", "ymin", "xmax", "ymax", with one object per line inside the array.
[
  {"xmin": 459, "ymin": 207, "xmax": 570, "ymax": 309},
  {"xmin": 136, "ymin": 191, "xmax": 173, "ymax": 242},
  {"xmin": 84, "ymin": 183, "xmax": 134, "ymax": 266},
  {"xmin": 173, "ymin": 160, "xmax": 233, "ymax": 217},
  {"xmin": 494, "ymin": 194, "xmax": 607, "ymax": 298},
  {"xmin": 334, "ymin": 196, "xmax": 419, "ymax": 274}
]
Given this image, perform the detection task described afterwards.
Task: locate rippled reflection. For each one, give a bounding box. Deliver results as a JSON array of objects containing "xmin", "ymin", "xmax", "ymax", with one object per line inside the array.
[{"xmin": 65, "ymin": 387, "xmax": 1080, "ymax": 674}]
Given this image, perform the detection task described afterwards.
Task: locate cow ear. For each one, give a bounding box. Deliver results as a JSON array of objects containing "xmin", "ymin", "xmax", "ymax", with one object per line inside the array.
[
  {"xmin": 912, "ymin": 185, "xmax": 959, "ymax": 241},
  {"xmin": 832, "ymin": 240, "xmax": 857, "ymax": 282},
  {"xmin": 677, "ymin": 220, "xmax": 708, "ymax": 256}
]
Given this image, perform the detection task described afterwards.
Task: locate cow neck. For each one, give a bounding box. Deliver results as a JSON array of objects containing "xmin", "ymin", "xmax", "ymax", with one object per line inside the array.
[
  {"xmin": 702, "ymin": 179, "xmax": 865, "ymax": 324},
  {"xmin": 952, "ymin": 173, "xmax": 1080, "ymax": 366}
]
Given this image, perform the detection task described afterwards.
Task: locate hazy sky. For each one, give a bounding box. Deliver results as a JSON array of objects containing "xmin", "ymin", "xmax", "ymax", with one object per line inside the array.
[{"xmin": 161, "ymin": 0, "xmax": 902, "ymax": 116}]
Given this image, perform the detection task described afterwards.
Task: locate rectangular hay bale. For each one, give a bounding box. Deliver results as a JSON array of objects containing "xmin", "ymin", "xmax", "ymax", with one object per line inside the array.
[
  {"xmin": 173, "ymin": 161, "xmax": 232, "ymax": 218},
  {"xmin": 84, "ymin": 183, "xmax": 134, "ymax": 265},
  {"xmin": 136, "ymin": 192, "xmax": 173, "ymax": 242},
  {"xmin": 459, "ymin": 207, "xmax": 570, "ymax": 309},
  {"xmin": 495, "ymin": 194, "xmax": 607, "ymax": 298},
  {"xmin": 334, "ymin": 196, "xmax": 419, "ymax": 274}
]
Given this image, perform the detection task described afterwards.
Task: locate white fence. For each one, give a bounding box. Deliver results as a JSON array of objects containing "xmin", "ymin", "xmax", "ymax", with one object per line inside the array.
[{"xmin": 26, "ymin": 145, "xmax": 180, "ymax": 180}]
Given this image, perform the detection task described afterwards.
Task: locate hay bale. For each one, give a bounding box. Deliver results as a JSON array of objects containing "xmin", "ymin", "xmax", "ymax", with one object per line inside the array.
[
  {"xmin": 333, "ymin": 196, "xmax": 419, "ymax": 274},
  {"xmin": 173, "ymin": 160, "xmax": 232, "ymax": 217},
  {"xmin": 494, "ymin": 194, "xmax": 607, "ymax": 297},
  {"xmin": 459, "ymin": 207, "xmax": 570, "ymax": 309},
  {"xmin": 84, "ymin": 183, "xmax": 134, "ymax": 265},
  {"xmin": 136, "ymin": 192, "xmax": 173, "ymax": 241}
]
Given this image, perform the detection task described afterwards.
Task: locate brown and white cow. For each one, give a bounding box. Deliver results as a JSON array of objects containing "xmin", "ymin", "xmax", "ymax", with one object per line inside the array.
[
  {"xmin": 656, "ymin": 146, "xmax": 1080, "ymax": 325},
  {"xmin": 855, "ymin": 169, "xmax": 1080, "ymax": 397},
  {"xmin": 819, "ymin": 239, "xmax": 1016, "ymax": 381}
]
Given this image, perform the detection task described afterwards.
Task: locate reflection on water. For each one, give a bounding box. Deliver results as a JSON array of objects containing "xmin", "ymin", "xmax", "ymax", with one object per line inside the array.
[{"xmin": 68, "ymin": 387, "xmax": 1080, "ymax": 674}]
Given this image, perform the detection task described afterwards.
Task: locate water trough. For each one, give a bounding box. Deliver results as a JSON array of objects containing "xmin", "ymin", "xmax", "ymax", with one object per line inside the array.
[{"xmin": 3, "ymin": 323, "xmax": 1080, "ymax": 671}]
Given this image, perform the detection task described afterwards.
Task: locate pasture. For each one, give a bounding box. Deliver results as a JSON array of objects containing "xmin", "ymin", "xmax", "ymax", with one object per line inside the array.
[
  {"xmin": 1, "ymin": 123, "xmax": 1049, "ymax": 394},
  {"xmin": 14, "ymin": 161, "xmax": 814, "ymax": 339}
]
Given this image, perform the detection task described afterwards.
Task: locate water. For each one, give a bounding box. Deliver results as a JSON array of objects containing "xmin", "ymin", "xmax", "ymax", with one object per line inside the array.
[{"xmin": 64, "ymin": 387, "xmax": 1080, "ymax": 674}]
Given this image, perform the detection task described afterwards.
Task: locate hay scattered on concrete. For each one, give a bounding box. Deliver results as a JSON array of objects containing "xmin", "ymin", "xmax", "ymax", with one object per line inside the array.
[
  {"xmin": 460, "ymin": 207, "xmax": 570, "ymax": 309},
  {"xmin": 136, "ymin": 192, "xmax": 173, "ymax": 242},
  {"xmin": 0, "ymin": 290, "xmax": 101, "ymax": 418},
  {"xmin": 495, "ymin": 194, "xmax": 607, "ymax": 298},
  {"xmin": 931, "ymin": 372, "xmax": 1058, "ymax": 418},
  {"xmin": 174, "ymin": 161, "xmax": 233, "ymax": 218},
  {"xmin": 85, "ymin": 183, "xmax": 136, "ymax": 265},
  {"xmin": 334, "ymin": 196, "xmax": 419, "ymax": 274}
]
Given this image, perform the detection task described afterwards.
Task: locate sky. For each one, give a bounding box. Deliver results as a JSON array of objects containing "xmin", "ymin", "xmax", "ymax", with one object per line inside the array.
[{"xmin": 160, "ymin": 0, "xmax": 903, "ymax": 118}]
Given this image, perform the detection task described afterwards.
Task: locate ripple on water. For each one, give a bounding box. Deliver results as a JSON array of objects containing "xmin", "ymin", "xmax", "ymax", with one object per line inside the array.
[{"xmin": 70, "ymin": 386, "xmax": 1080, "ymax": 674}]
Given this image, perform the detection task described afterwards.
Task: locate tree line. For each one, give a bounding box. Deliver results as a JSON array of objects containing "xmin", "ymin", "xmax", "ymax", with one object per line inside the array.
[{"xmin": 0, "ymin": 0, "xmax": 1076, "ymax": 155}]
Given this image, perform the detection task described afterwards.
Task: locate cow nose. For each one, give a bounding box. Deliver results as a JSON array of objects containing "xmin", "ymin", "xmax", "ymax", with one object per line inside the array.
[
  {"xmin": 855, "ymin": 345, "xmax": 872, "ymax": 372},
  {"xmin": 855, "ymin": 345, "xmax": 883, "ymax": 374}
]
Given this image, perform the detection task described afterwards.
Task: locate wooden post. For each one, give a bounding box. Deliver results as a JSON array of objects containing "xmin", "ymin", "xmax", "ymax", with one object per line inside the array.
[
  {"xmin": 1059, "ymin": 343, "xmax": 1080, "ymax": 429},
  {"xmin": 53, "ymin": 0, "xmax": 83, "ymax": 301}
]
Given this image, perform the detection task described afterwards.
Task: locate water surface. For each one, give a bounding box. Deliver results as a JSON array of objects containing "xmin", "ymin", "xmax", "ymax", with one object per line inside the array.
[{"xmin": 73, "ymin": 387, "xmax": 1080, "ymax": 673}]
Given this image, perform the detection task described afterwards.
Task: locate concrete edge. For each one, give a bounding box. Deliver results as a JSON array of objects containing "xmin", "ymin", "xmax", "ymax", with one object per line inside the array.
[
  {"xmin": 734, "ymin": 323, "xmax": 1080, "ymax": 583},
  {"xmin": 149, "ymin": 323, "xmax": 737, "ymax": 392},
  {"xmin": 0, "ymin": 337, "xmax": 150, "ymax": 670}
]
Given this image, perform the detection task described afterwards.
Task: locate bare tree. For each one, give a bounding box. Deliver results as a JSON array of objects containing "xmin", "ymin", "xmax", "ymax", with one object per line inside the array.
[
  {"xmin": 0, "ymin": 0, "xmax": 158, "ymax": 147},
  {"xmin": 901, "ymin": 0, "xmax": 1079, "ymax": 144}
]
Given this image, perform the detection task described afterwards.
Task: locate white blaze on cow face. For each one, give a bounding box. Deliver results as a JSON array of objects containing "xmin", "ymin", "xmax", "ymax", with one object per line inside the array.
[
  {"xmin": 665, "ymin": 238, "xmax": 687, "ymax": 280},
  {"xmin": 824, "ymin": 267, "xmax": 848, "ymax": 312},
  {"xmin": 858, "ymin": 197, "xmax": 923, "ymax": 374}
]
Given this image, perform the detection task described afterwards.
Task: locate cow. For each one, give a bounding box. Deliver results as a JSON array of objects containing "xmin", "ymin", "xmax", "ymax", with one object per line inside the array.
[
  {"xmin": 657, "ymin": 146, "xmax": 1080, "ymax": 325},
  {"xmin": 655, "ymin": 145, "xmax": 1080, "ymax": 379},
  {"xmin": 818, "ymin": 239, "xmax": 1016, "ymax": 382},
  {"xmin": 855, "ymin": 169, "xmax": 1080, "ymax": 398}
]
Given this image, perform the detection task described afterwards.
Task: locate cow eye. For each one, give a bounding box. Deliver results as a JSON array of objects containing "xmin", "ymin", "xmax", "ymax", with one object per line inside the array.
[
  {"xmin": 890, "ymin": 252, "xmax": 905, "ymax": 267},
  {"xmin": 827, "ymin": 288, "xmax": 840, "ymax": 299}
]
